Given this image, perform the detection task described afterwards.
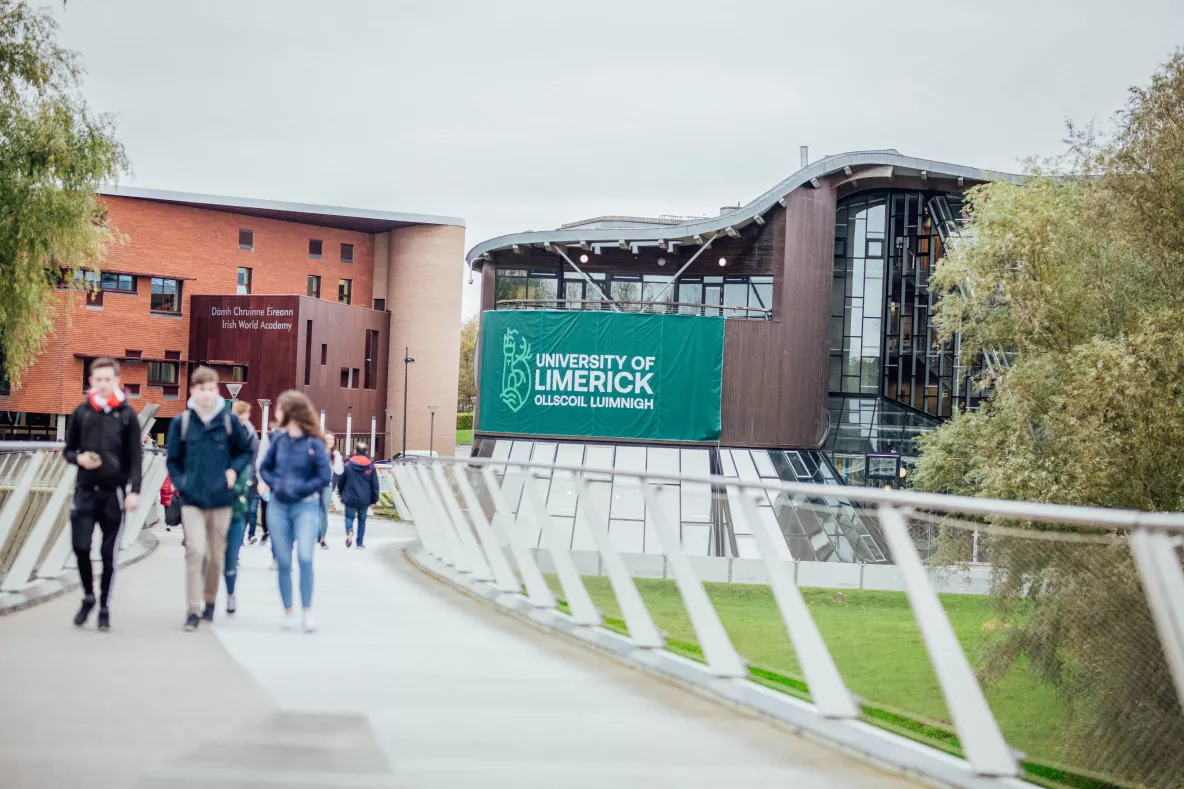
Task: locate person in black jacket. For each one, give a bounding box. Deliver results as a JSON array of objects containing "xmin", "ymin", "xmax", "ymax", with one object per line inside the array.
[
  {"xmin": 64, "ymin": 357, "xmax": 142, "ymax": 631},
  {"xmin": 336, "ymin": 441, "xmax": 380, "ymax": 549}
]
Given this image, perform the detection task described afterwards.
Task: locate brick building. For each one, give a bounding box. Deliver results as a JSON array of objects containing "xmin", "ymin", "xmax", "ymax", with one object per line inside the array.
[{"xmin": 0, "ymin": 187, "xmax": 465, "ymax": 455}]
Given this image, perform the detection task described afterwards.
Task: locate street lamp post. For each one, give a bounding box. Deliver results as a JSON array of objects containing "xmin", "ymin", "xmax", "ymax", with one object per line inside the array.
[
  {"xmin": 257, "ymin": 398, "xmax": 272, "ymax": 438},
  {"xmin": 427, "ymin": 405, "xmax": 439, "ymax": 456},
  {"xmin": 402, "ymin": 347, "xmax": 415, "ymax": 457},
  {"xmin": 225, "ymin": 382, "xmax": 243, "ymax": 403}
]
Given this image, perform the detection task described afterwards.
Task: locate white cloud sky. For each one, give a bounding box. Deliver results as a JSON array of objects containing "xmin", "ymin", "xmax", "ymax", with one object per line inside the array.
[{"xmin": 54, "ymin": 0, "xmax": 1184, "ymax": 321}]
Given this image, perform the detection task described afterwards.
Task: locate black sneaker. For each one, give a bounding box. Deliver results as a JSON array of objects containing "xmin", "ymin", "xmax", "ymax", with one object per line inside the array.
[
  {"xmin": 260, "ymin": 534, "xmax": 268, "ymax": 544},
  {"xmin": 319, "ymin": 540, "xmax": 328, "ymax": 549},
  {"xmin": 73, "ymin": 595, "xmax": 96, "ymax": 627},
  {"xmin": 346, "ymin": 529, "xmax": 353, "ymax": 548},
  {"xmin": 97, "ymin": 608, "xmax": 110, "ymax": 631},
  {"xmin": 201, "ymin": 603, "xmax": 215, "ymax": 622},
  {"xmin": 184, "ymin": 613, "xmax": 200, "ymax": 632}
]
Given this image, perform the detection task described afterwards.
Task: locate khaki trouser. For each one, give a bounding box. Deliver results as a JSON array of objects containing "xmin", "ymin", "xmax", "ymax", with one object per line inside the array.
[{"xmin": 181, "ymin": 506, "xmax": 232, "ymax": 615}]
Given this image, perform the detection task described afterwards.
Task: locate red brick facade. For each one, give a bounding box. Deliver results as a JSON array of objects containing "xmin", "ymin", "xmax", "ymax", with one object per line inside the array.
[{"xmin": 0, "ymin": 196, "xmax": 375, "ymax": 420}]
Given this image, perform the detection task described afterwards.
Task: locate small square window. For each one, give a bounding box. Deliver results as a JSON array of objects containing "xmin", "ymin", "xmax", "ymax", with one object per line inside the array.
[
  {"xmin": 239, "ymin": 229, "xmax": 254, "ymax": 250},
  {"xmin": 164, "ymin": 350, "xmax": 182, "ymax": 360},
  {"xmin": 373, "ymin": 298, "xmax": 386, "ymax": 312},
  {"xmin": 125, "ymin": 349, "xmax": 142, "ymax": 360},
  {"xmin": 124, "ymin": 383, "xmax": 141, "ymax": 397},
  {"xmin": 866, "ymin": 238, "xmax": 884, "ymax": 258},
  {"xmin": 309, "ymin": 239, "xmax": 323, "ymax": 259},
  {"xmin": 834, "ymin": 237, "xmax": 847, "ymax": 257},
  {"xmin": 340, "ymin": 243, "xmax": 354, "ymax": 263},
  {"xmin": 237, "ymin": 267, "xmax": 252, "ymax": 295}
]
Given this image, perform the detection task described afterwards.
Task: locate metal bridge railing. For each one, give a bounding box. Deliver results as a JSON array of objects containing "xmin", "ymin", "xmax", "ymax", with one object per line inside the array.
[
  {"xmin": 0, "ymin": 406, "xmax": 167, "ymax": 595},
  {"xmin": 388, "ymin": 455, "xmax": 1184, "ymax": 789}
]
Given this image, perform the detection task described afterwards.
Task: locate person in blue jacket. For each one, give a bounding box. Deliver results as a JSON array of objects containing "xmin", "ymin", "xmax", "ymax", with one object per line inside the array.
[
  {"xmin": 165, "ymin": 366, "xmax": 253, "ymax": 632},
  {"xmin": 257, "ymin": 390, "xmax": 332, "ymax": 633},
  {"xmin": 336, "ymin": 440, "xmax": 380, "ymax": 549}
]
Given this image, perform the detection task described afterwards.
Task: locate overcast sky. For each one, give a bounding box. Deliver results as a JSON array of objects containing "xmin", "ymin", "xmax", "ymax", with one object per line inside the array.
[{"xmin": 54, "ymin": 0, "xmax": 1184, "ymax": 320}]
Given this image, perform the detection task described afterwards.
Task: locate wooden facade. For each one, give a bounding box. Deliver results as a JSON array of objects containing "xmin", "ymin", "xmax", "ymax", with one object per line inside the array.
[{"xmin": 189, "ymin": 295, "xmax": 390, "ymax": 451}]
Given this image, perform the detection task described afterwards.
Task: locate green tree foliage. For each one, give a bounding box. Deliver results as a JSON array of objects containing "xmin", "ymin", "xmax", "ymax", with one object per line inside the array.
[
  {"xmin": 0, "ymin": 1, "xmax": 127, "ymax": 386},
  {"xmin": 457, "ymin": 315, "xmax": 478, "ymax": 403},
  {"xmin": 915, "ymin": 52, "xmax": 1184, "ymax": 783}
]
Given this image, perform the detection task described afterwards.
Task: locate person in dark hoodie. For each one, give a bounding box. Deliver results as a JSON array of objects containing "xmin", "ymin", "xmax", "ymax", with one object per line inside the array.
[
  {"xmin": 336, "ymin": 440, "xmax": 380, "ymax": 549},
  {"xmin": 257, "ymin": 390, "xmax": 331, "ymax": 633},
  {"xmin": 166, "ymin": 366, "xmax": 253, "ymax": 632},
  {"xmin": 64, "ymin": 357, "xmax": 142, "ymax": 631}
]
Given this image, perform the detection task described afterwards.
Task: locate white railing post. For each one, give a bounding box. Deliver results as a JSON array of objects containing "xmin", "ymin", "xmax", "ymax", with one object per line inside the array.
[
  {"xmin": 1130, "ymin": 528, "xmax": 1184, "ymax": 710},
  {"xmin": 451, "ymin": 465, "xmax": 520, "ymax": 593},
  {"xmin": 122, "ymin": 454, "xmax": 167, "ymax": 550},
  {"xmin": 1, "ymin": 465, "xmax": 77, "ymax": 592},
  {"xmin": 879, "ymin": 504, "xmax": 1018, "ymax": 777},
  {"xmin": 643, "ymin": 483, "xmax": 746, "ymax": 675},
  {"xmin": 0, "ymin": 451, "xmax": 45, "ymax": 550},
  {"xmin": 414, "ymin": 465, "xmax": 467, "ymax": 570},
  {"xmin": 430, "ymin": 464, "xmax": 493, "ymax": 581},
  {"xmin": 393, "ymin": 465, "xmax": 446, "ymax": 561},
  {"xmin": 480, "ymin": 465, "xmax": 556, "ymax": 609},
  {"xmin": 520, "ymin": 469, "xmax": 601, "ymax": 627},
  {"xmin": 734, "ymin": 484, "xmax": 859, "ymax": 719},
  {"xmin": 568, "ymin": 474, "xmax": 660, "ymax": 644}
]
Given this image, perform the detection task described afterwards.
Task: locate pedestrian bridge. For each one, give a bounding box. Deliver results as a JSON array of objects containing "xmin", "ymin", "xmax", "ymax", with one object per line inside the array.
[{"xmin": 1, "ymin": 446, "xmax": 1182, "ymax": 789}]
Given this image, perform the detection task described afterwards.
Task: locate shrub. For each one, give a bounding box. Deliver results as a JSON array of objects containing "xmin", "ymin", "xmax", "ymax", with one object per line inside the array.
[{"xmin": 456, "ymin": 412, "xmax": 473, "ymax": 430}]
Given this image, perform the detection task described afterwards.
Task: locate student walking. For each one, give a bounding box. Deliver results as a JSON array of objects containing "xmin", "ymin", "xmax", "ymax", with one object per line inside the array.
[
  {"xmin": 222, "ymin": 401, "xmax": 260, "ymax": 615},
  {"xmin": 318, "ymin": 432, "xmax": 344, "ymax": 549},
  {"xmin": 249, "ymin": 420, "xmax": 280, "ymax": 546},
  {"xmin": 64, "ymin": 357, "xmax": 142, "ymax": 631},
  {"xmin": 166, "ymin": 366, "xmax": 253, "ymax": 632},
  {"xmin": 337, "ymin": 441, "xmax": 380, "ymax": 549},
  {"xmin": 257, "ymin": 391, "xmax": 331, "ymax": 632}
]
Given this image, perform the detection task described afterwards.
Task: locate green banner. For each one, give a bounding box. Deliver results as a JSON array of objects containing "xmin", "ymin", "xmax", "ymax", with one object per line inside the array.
[{"xmin": 477, "ymin": 310, "xmax": 724, "ymax": 442}]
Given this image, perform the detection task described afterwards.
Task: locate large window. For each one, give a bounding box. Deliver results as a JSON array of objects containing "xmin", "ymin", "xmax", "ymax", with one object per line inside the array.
[
  {"xmin": 100, "ymin": 273, "xmax": 136, "ymax": 293},
  {"xmin": 150, "ymin": 278, "xmax": 182, "ymax": 314},
  {"xmin": 493, "ymin": 267, "xmax": 772, "ymax": 318}
]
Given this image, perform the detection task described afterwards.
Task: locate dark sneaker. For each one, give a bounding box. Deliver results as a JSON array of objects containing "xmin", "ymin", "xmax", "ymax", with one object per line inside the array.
[
  {"xmin": 201, "ymin": 603, "xmax": 215, "ymax": 622},
  {"xmin": 97, "ymin": 608, "xmax": 110, "ymax": 631},
  {"xmin": 74, "ymin": 595, "xmax": 96, "ymax": 627},
  {"xmin": 226, "ymin": 594, "xmax": 237, "ymax": 615},
  {"xmin": 261, "ymin": 534, "xmax": 269, "ymax": 545},
  {"xmin": 346, "ymin": 529, "xmax": 353, "ymax": 548},
  {"xmin": 319, "ymin": 540, "xmax": 328, "ymax": 549},
  {"xmin": 184, "ymin": 614, "xmax": 200, "ymax": 632}
]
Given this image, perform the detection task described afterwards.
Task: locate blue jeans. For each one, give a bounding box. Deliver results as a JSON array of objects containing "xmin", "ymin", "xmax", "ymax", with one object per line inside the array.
[
  {"xmin": 268, "ymin": 495, "xmax": 319, "ymax": 609},
  {"xmin": 245, "ymin": 490, "xmax": 261, "ymax": 538},
  {"xmin": 224, "ymin": 516, "xmax": 247, "ymax": 595},
  {"xmin": 318, "ymin": 484, "xmax": 332, "ymax": 542},
  {"xmin": 344, "ymin": 506, "xmax": 369, "ymax": 546}
]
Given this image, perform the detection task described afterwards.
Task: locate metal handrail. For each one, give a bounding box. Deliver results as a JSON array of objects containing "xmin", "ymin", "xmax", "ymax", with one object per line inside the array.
[
  {"xmin": 495, "ymin": 299, "xmax": 773, "ymax": 320},
  {"xmin": 390, "ymin": 454, "xmax": 1184, "ymax": 787}
]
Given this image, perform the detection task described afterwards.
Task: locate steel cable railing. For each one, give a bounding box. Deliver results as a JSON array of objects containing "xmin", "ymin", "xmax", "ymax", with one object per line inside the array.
[{"xmin": 388, "ymin": 455, "xmax": 1184, "ymax": 789}]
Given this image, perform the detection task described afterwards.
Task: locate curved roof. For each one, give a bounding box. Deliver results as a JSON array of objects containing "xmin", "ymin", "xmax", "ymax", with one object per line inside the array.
[{"xmin": 466, "ymin": 149, "xmax": 1021, "ymax": 265}]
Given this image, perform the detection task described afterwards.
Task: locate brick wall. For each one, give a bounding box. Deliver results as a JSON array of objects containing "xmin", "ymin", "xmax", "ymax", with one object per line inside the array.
[{"xmin": 0, "ymin": 196, "xmax": 375, "ymax": 419}]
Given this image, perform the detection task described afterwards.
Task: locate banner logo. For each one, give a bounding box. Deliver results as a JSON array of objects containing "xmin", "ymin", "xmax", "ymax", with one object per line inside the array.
[{"xmin": 499, "ymin": 327, "xmax": 532, "ymax": 413}]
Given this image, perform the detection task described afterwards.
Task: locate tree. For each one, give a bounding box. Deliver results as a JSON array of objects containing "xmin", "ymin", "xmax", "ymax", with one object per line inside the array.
[
  {"xmin": 914, "ymin": 51, "xmax": 1184, "ymax": 784},
  {"xmin": 0, "ymin": 0, "xmax": 127, "ymax": 386},
  {"xmin": 457, "ymin": 315, "xmax": 479, "ymax": 406}
]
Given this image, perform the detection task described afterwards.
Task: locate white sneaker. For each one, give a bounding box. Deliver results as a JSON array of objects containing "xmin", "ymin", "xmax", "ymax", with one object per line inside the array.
[
  {"xmin": 270, "ymin": 558, "xmax": 277, "ymax": 570},
  {"xmin": 302, "ymin": 612, "xmax": 318, "ymax": 633},
  {"xmin": 280, "ymin": 612, "xmax": 298, "ymax": 631}
]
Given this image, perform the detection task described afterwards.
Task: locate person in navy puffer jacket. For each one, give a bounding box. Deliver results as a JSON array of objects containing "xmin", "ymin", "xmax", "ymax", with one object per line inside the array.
[
  {"xmin": 336, "ymin": 441, "xmax": 380, "ymax": 549},
  {"xmin": 257, "ymin": 390, "xmax": 331, "ymax": 633}
]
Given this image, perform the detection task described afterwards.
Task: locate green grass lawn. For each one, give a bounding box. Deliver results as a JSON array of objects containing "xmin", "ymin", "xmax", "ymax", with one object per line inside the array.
[
  {"xmin": 456, "ymin": 428, "xmax": 473, "ymax": 445},
  {"xmin": 545, "ymin": 575, "xmax": 1066, "ymax": 764}
]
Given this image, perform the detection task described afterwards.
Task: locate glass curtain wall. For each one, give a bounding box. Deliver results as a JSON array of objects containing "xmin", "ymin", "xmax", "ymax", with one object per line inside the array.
[{"xmin": 829, "ymin": 190, "xmax": 976, "ymax": 420}]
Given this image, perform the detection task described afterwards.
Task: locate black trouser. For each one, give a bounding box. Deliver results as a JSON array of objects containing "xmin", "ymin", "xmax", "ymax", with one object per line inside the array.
[{"xmin": 71, "ymin": 486, "xmax": 124, "ymax": 608}]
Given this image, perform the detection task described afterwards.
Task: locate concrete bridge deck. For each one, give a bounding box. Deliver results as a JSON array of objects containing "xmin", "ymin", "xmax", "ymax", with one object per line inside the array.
[{"xmin": 0, "ymin": 517, "xmax": 916, "ymax": 788}]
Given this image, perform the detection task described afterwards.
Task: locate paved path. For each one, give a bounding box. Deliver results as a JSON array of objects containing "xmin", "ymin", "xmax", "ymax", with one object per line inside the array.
[{"xmin": 1, "ymin": 515, "xmax": 917, "ymax": 788}]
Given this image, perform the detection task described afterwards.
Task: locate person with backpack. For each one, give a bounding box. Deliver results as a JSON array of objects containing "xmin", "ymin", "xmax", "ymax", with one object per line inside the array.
[
  {"xmin": 161, "ymin": 476, "xmax": 180, "ymax": 532},
  {"xmin": 222, "ymin": 400, "xmax": 260, "ymax": 615},
  {"xmin": 165, "ymin": 366, "xmax": 253, "ymax": 632},
  {"xmin": 336, "ymin": 441, "xmax": 380, "ymax": 549},
  {"xmin": 249, "ymin": 419, "xmax": 280, "ymax": 546},
  {"xmin": 257, "ymin": 390, "xmax": 331, "ymax": 632},
  {"xmin": 64, "ymin": 356, "xmax": 142, "ymax": 631}
]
